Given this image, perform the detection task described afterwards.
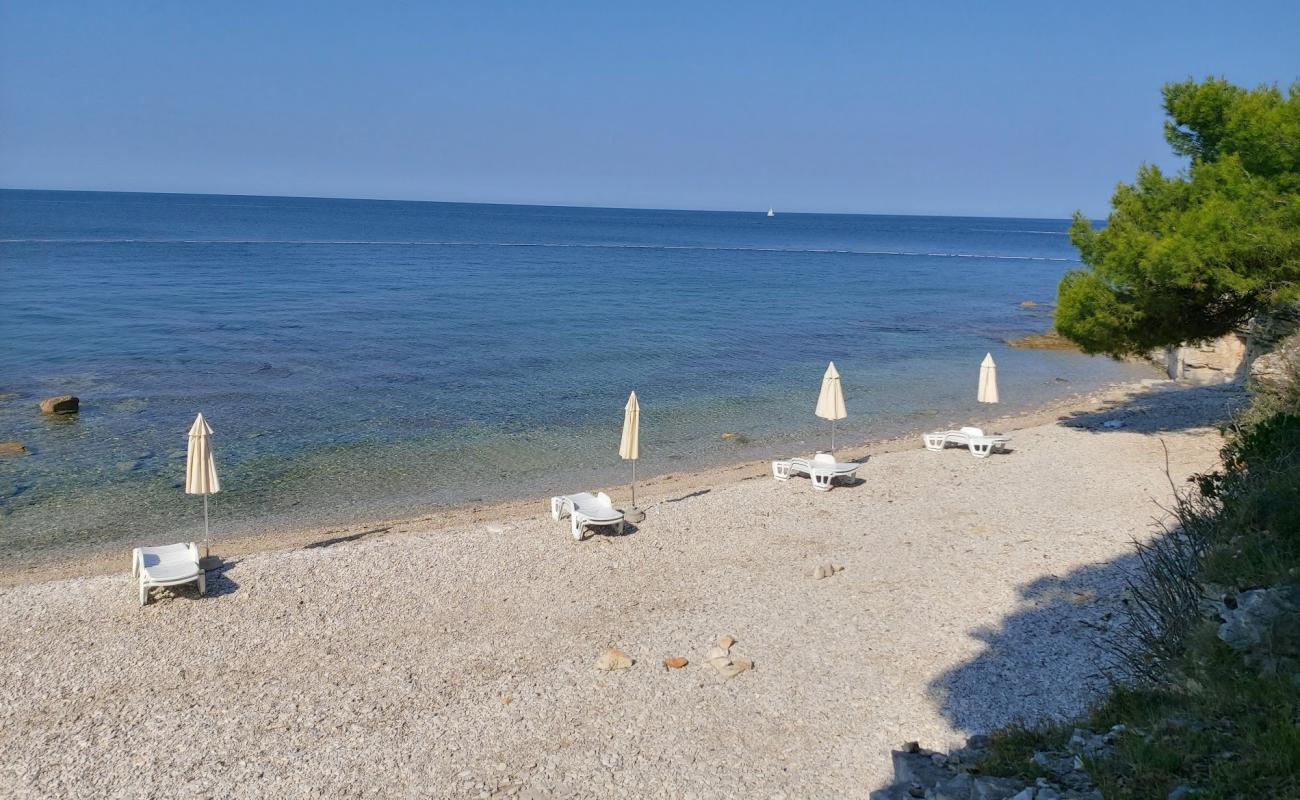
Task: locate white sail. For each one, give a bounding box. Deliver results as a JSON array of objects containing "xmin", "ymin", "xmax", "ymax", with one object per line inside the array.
[{"xmin": 767, "ymin": 207, "xmax": 775, "ymax": 217}]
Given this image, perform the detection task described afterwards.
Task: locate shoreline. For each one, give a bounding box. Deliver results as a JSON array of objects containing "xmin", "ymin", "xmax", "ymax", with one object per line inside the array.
[
  {"xmin": 0, "ymin": 373, "xmax": 1244, "ymax": 796},
  {"xmin": 0, "ymin": 374, "xmax": 1194, "ymax": 588}
]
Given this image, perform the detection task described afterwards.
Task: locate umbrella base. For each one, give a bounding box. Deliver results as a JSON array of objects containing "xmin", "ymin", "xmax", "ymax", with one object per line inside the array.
[
  {"xmin": 199, "ymin": 555, "xmax": 224, "ymax": 571},
  {"xmin": 623, "ymin": 506, "xmax": 646, "ymax": 524}
]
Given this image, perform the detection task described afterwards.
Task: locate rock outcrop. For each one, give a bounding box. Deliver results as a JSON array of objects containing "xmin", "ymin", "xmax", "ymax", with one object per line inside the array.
[
  {"xmin": 1215, "ymin": 585, "xmax": 1300, "ymax": 674},
  {"xmin": 1246, "ymin": 306, "xmax": 1300, "ymax": 393},
  {"xmin": 869, "ymin": 731, "xmax": 1115, "ymax": 800},
  {"xmin": 1249, "ymin": 331, "xmax": 1300, "ymax": 394},
  {"xmin": 38, "ymin": 395, "xmax": 79, "ymax": 415},
  {"xmin": 1154, "ymin": 332, "xmax": 1249, "ymax": 385},
  {"xmin": 0, "ymin": 441, "xmax": 28, "ymax": 455}
]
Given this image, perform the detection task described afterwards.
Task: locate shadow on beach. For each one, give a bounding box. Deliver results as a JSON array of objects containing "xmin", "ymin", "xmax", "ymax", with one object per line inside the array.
[
  {"xmin": 922, "ymin": 551, "xmax": 1144, "ymax": 740},
  {"xmin": 303, "ymin": 525, "xmax": 392, "ymax": 550},
  {"xmin": 202, "ymin": 559, "xmax": 242, "ymax": 599},
  {"xmin": 1058, "ymin": 382, "xmax": 1246, "ymax": 435}
]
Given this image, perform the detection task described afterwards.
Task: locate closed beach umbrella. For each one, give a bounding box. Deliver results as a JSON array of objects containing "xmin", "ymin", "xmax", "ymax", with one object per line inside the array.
[
  {"xmin": 815, "ymin": 362, "xmax": 847, "ymax": 452},
  {"xmin": 978, "ymin": 353, "xmax": 1000, "ymax": 404},
  {"xmin": 185, "ymin": 413, "xmax": 221, "ymax": 568},
  {"xmin": 619, "ymin": 391, "xmax": 641, "ymax": 513}
]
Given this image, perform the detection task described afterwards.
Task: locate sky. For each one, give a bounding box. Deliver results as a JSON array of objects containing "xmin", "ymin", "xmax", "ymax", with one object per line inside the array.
[{"xmin": 1, "ymin": 1, "xmax": 1297, "ymax": 218}]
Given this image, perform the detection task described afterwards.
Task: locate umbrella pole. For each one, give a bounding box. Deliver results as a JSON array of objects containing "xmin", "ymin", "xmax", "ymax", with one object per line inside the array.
[
  {"xmin": 198, "ymin": 492, "xmax": 222, "ymax": 571},
  {"xmin": 831, "ymin": 419, "xmax": 836, "ymax": 453},
  {"xmin": 203, "ymin": 493, "xmax": 210, "ymax": 558},
  {"xmin": 625, "ymin": 459, "xmax": 645, "ymax": 524}
]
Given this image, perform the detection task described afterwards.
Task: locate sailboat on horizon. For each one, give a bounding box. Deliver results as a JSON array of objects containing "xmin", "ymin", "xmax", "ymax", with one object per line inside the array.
[{"xmin": 766, "ymin": 207, "xmax": 775, "ymax": 217}]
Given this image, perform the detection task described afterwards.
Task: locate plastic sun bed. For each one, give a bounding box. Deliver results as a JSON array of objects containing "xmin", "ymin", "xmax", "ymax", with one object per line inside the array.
[
  {"xmin": 132, "ymin": 542, "xmax": 205, "ymax": 606},
  {"xmin": 771, "ymin": 452, "xmax": 860, "ymax": 491},
  {"xmin": 922, "ymin": 426, "xmax": 1011, "ymax": 458},
  {"xmin": 550, "ymin": 492, "xmax": 626, "ymax": 541}
]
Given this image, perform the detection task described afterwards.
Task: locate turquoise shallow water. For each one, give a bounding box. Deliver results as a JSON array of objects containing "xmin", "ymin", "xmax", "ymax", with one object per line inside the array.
[{"xmin": 0, "ymin": 190, "xmax": 1152, "ymax": 564}]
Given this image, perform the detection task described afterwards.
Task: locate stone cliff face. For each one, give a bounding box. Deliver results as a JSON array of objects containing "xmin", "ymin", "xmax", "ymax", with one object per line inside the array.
[
  {"xmin": 1247, "ymin": 305, "xmax": 1300, "ymax": 394},
  {"xmin": 1154, "ymin": 332, "xmax": 1249, "ymax": 385},
  {"xmin": 1151, "ymin": 304, "xmax": 1300, "ymax": 388}
]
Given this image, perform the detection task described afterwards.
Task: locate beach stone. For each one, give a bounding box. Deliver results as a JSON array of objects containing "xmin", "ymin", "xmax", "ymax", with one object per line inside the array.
[
  {"xmin": 663, "ymin": 657, "xmax": 688, "ymax": 669},
  {"xmin": 0, "ymin": 441, "xmax": 27, "ymax": 455},
  {"xmin": 39, "ymin": 395, "xmax": 79, "ymax": 415},
  {"xmin": 970, "ymin": 776, "xmax": 1025, "ymax": 799},
  {"xmin": 596, "ymin": 648, "xmax": 632, "ymax": 671},
  {"xmin": 716, "ymin": 634, "xmax": 736, "ymax": 650},
  {"xmin": 812, "ymin": 565, "xmax": 827, "ymax": 579},
  {"xmin": 1217, "ymin": 585, "xmax": 1300, "ymax": 658}
]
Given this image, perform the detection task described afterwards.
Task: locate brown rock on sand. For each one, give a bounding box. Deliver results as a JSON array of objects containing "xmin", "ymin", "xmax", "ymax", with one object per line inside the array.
[{"xmin": 596, "ymin": 648, "xmax": 633, "ymax": 671}]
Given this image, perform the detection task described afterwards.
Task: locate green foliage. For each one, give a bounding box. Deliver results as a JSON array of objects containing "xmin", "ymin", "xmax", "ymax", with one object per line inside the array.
[
  {"xmin": 1087, "ymin": 628, "xmax": 1300, "ymax": 799},
  {"xmin": 976, "ymin": 721, "xmax": 1067, "ymax": 780},
  {"xmin": 1056, "ymin": 78, "xmax": 1300, "ymax": 356},
  {"xmin": 979, "ymin": 360, "xmax": 1300, "ymax": 796}
]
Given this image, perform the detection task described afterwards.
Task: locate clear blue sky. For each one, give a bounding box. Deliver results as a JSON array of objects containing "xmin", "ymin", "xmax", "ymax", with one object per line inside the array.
[{"xmin": 1, "ymin": 1, "xmax": 1296, "ymax": 217}]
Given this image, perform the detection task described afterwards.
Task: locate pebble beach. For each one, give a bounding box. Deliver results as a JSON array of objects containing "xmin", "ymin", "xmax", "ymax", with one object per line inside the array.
[{"xmin": 0, "ymin": 380, "xmax": 1243, "ymax": 798}]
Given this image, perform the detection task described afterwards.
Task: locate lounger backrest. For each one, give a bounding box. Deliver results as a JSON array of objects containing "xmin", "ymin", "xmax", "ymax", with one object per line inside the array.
[
  {"xmin": 596, "ymin": 491, "xmax": 613, "ymax": 508},
  {"xmin": 812, "ymin": 452, "xmax": 836, "ymax": 464},
  {"xmin": 960, "ymin": 426, "xmax": 984, "ymax": 437}
]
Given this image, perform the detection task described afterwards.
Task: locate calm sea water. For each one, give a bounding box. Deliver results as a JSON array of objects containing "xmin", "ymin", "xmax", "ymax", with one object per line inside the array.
[{"xmin": 0, "ymin": 190, "xmax": 1152, "ymax": 565}]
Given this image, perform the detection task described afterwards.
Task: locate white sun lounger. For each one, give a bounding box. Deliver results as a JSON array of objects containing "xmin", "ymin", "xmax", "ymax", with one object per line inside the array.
[
  {"xmin": 922, "ymin": 426, "xmax": 1011, "ymax": 458},
  {"xmin": 132, "ymin": 542, "xmax": 204, "ymax": 607},
  {"xmin": 550, "ymin": 492, "xmax": 626, "ymax": 540},
  {"xmin": 772, "ymin": 452, "xmax": 860, "ymax": 491}
]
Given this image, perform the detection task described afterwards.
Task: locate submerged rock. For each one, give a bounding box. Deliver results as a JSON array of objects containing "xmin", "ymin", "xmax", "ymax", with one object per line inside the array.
[
  {"xmin": 0, "ymin": 442, "xmax": 27, "ymax": 456},
  {"xmin": 39, "ymin": 395, "xmax": 79, "ymax": 415}
]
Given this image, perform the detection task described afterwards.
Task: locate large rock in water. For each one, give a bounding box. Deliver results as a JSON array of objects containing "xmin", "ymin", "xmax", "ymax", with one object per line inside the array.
[
  {"xmin": 39, "ymin": 395, "xmax": 79, "ymax": 415},
  {"xmin": 0, "ymin": 441, "xmax": 27, "ymax": 455}
]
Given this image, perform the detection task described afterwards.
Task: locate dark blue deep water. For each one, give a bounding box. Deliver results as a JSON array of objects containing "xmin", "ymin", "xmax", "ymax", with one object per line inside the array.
[{"xmin": 0, "ymin": 189, "xmax": 1152, "ymax": 564}]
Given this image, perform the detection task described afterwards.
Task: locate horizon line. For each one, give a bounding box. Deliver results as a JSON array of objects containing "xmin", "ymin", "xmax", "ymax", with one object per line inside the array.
[{"xmin": 0, "ymin": 185, "xmax": 1086, "ymax": 223}]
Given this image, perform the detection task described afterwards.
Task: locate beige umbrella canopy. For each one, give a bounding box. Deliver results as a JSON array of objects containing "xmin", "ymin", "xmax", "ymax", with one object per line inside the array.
[
  {"xmin": 978, "ymin": 353, "xmax": 1000, "ymax": 404},
  {"xmin": 815, "ymin": 362, "xmax": 847, "ymax": 452},
  {"xmin": 185, "ymin": 413, "xmax": 221, "ymax": 567},
  {"xmin": 620, "ymin": 391, "xmax": 642, "ymax": 514}
]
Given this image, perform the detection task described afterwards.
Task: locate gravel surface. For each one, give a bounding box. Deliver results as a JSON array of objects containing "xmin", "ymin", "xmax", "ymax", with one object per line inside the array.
[{"xmin": 0, "ymin": 383, "xmax": 1239, "ymax": 798}]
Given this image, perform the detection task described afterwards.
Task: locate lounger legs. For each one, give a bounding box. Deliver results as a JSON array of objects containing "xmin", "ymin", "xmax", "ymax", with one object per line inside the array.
[
  {"xmin": 969, "ymin": 441, "xmax": 993, "ymax": 458},
  {"xmin": 772, "ymin": 460, "xmax": 791, "ymax": 481},
  {"xmin": 139, "ymin": 583, "xmax": 149, "ymax": 607},
  {"xmin": 811, "ymin": 468, "xmax": 833, "ymax": 492},
  {"xmin": 198, "ymin": 572, "xmax": 206, "ymax": 596}
]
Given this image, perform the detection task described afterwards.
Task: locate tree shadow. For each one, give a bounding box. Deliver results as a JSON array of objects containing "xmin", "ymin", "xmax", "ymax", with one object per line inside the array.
[
  {"xmin": 1058, "ymin": 383, "xmax": 1246, "ymax": 435},
  {"xmin": 923, "ymin": 549, "xmax": 1145, "ymax": 740}
]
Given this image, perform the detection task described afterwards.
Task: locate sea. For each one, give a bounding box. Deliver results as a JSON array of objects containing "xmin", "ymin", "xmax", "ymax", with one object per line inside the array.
[{"xmin": 0, "ymin": 189, "xmax": 1154, "ymax": 565}]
